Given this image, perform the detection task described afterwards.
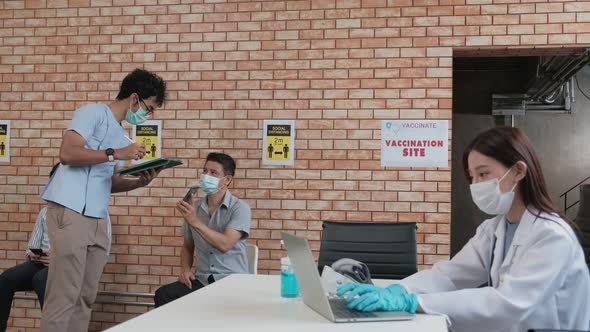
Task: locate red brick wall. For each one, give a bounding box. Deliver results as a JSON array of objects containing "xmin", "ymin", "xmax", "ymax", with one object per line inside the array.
[{"xmin": 1, "ymin": 0, "xmax": 589, "ymax": 330}]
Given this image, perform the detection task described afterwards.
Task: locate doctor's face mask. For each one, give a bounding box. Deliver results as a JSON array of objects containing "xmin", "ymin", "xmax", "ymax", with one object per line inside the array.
[
  {"xmin": 125, "ymin": 94, "xmax": 150, "ymax": 125},
  {"xmin": 470, "ymin": 167, "xmax": 518, "ymax": 215}
]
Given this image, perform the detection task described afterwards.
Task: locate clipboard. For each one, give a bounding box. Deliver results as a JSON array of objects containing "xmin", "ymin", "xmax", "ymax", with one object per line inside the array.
[{"xmin": 115, "ymin": 158, "xmax": 183, "ymax": 176}]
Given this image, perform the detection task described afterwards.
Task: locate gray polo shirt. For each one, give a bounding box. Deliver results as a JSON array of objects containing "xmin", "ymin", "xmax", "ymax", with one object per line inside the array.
[{"xmin": 182, "ymin": 190, "xmax": 251, "ymax": 286}]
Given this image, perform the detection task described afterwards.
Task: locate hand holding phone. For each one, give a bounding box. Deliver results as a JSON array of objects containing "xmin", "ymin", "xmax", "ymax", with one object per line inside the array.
[
  {"xmin": 183, "ymin": 186, "xmax": 199, "ymax": 202},
  {"xmin": 38, "ymin": 253, "xmax": 50, "ymax": 266}
]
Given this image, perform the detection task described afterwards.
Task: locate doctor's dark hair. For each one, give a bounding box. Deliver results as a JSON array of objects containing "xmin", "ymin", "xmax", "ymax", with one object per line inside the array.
[
  {"xmin": 462, "ymin": 127, "xmax": 572, "ymax": 226},
  {"xmin": 116, "ymin": 68, "xmax": 167, "ymax": 107},
  {"xmin": 206, "ymin": 152, "xmax": 236, "ymax": 177}
]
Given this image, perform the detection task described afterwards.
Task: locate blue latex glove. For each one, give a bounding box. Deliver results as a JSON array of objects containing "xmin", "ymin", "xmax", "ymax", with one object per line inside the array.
[
  {"xmin": 337, "ymin": 283, "xmax": 418, "ymax": 313},
  {"xmin": 336, "ymin": 283, "xmax": 406, "ymax": 302}
]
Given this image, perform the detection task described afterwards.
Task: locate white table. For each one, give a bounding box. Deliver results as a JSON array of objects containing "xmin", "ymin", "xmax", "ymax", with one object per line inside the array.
[{"xmin": 107, "ymin": 274, "xmax": 448, "ymax": 332}]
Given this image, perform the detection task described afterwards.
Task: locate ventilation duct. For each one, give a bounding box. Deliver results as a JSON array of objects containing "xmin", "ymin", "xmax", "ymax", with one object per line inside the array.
[{"xmin": 493, "ymin": 48, "xmax": 590, "ymax": 115}]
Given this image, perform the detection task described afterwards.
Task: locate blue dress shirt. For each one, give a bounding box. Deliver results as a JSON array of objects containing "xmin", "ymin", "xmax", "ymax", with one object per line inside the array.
[{"xmin": 41, "ymin": 104, "xmax": 128, "ymax": 219}]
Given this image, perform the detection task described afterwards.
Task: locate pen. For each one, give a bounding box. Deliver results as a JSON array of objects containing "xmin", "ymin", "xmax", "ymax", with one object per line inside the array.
[{"xmin": 124, "ymin": 135, "xmax": 135, "ymax": 143}]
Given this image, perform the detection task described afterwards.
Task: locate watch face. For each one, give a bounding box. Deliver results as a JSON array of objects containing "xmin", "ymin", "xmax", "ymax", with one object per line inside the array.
[{"xmin": 106, "ymin": 148, "xmax": 115, "ymax": 161}]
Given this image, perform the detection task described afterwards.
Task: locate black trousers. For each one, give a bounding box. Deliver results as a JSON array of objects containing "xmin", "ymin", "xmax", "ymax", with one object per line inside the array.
[
  {"xmin": 154, "ymin": 275, "xmax": 214, "ymax": 308},
  {"xmin": 0, "ymin": 261, "xmax": 48, "ymax": 332}
]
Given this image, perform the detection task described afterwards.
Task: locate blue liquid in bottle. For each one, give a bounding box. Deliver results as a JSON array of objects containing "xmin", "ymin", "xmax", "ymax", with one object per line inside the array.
[{"xmin": 281, "ymin": 257, "xmax": 300, "ymax": 298}]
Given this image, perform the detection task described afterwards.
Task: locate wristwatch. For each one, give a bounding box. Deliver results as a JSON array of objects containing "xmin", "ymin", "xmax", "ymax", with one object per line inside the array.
[{"xmin": 105, "ymin": 148, "xmax": 115, "ymax": 162}]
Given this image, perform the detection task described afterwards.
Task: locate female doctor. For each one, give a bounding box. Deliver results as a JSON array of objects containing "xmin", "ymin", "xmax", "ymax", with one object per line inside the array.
[{"xmin": 338, "ymin": 127, "xmax": 590, "ymax": 332}]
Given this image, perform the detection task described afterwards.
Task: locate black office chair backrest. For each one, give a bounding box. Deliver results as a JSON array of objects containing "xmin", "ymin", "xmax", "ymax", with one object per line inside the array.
[
  {"xmin": 576, "ymin": 184, "xmax": 590, "ymax": 269},
  {"xmin": 318, "ymin": 221, "xmax": 418, "ymax": 280}
]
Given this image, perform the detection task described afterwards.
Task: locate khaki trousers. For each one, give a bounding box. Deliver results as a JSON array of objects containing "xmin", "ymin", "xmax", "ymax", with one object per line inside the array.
[{"xmin": 41, "ymin": 203, "xmax": 109, "ymax": 332}]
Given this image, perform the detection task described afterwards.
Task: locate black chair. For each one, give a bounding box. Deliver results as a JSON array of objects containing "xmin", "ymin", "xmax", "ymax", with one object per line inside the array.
[
  {"xmin": 318, "ymin": 221, "xmax": 418, "ymax": 280},
  {"xmin": 575, "ymin": 184, "xmax": 590, "ymax": 269}
]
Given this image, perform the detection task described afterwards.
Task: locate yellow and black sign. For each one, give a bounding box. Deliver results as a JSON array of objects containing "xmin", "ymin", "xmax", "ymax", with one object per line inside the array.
[
  {"xmin": 134, "ymin": 122, "xmax": 160, "ymax": 161},
  {"xmin": 263, "ymin": 120, "xmax": 294, "ymax": 166},
  {"xmin": 266, "ymin": 125, "xmax": 291, "ymax": 160},
  {"xmin": 0, "ymin": 121, "xmax": 9, "ymax": 162}
]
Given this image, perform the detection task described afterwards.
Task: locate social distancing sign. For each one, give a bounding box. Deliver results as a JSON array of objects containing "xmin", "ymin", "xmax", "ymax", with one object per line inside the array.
[
  {"xmin": 381, "ymin": 120, "xmax": 448, "ymax": 168},
  {"xmin": 132, "ymin": 120, "xmax": 161, "ymax": 164},
  {"xmin": 0, "ymin": 120, "xmax": 10, "ymax": 162},
  {"xmin": 263, "ymin": 120, "xmax": 294, "ymax": 166}
]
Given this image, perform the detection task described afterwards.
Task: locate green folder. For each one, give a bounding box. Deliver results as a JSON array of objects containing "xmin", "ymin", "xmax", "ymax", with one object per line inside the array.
[{"xmin": 115, "ymin": 158, "xmax": 183, "ymax": 176}]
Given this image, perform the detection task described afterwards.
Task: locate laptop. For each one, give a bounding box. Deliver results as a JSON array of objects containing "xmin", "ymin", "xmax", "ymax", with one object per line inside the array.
[{"xmin": 281, "ymin": 232, "xmax": 415, "ymax": 323}]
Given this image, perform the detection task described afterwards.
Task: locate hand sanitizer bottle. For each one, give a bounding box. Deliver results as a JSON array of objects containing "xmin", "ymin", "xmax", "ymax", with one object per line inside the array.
[{"xmin": 280, "ymin": 256, "xmax": 300, "ymax": 298}]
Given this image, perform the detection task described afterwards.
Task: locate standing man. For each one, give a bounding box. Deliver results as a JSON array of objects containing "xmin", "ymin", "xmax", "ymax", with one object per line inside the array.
[
  {"xmin": 154, "ymin": 153, "xmax": 251, "ymax": 307},
  {"xmin": 40, "ymin": 69, "xmax": 167, "ymax": 332}
]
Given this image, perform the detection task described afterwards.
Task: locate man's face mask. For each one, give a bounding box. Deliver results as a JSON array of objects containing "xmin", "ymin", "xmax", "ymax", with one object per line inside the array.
[
  {"xmin": 469, "ymin": 167, "xmax": 518, "ymax": 215},
  {"xmin": 125, "ymin": 96, "xmax": 148, "ymax": 125},
  {"xmin": 198, "ymin": 174, "xmax": 220, "ymax": 195}
]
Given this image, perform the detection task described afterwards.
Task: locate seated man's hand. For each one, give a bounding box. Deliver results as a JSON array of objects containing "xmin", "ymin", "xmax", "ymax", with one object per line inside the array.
[
  {"xmin": 176, "ymin": 200, "xmax": 199, "ymax": 229},
  {"xmin": 179, "ymin": 270, "xmax": 195, "ymax": 289},
  {"xmin": 337, "ymin": 283, "xmax": 418, "ymax": 313},
  {"xmin": 38, "ymin": 251, "xmax": 50, "ymax": 266},
  {"xmin": 26, "ymin": 251, "xmax": 40, "ymax": 262}
]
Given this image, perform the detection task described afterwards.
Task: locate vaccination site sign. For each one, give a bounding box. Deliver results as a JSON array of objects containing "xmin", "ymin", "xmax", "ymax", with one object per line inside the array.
[
  {"xmin": 0, "ymin": 120, "xmax": 9, "ymax": 162},
  {"xmin": 263, "ymin": 120, "xmax": 294, "ymax": 166},
  {"xmin": 381, "ymin": 120, "xmax": 448, "ymax": 168},
  {"xmin": 132, "ymin": 120, "xmax": 161, "ymax": 164}
]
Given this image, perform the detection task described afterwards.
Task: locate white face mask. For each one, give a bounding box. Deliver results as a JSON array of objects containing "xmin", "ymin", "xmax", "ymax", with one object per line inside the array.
[{"xmin": 470, "ymin": 167, "xmax": 518, "ymax": 215}]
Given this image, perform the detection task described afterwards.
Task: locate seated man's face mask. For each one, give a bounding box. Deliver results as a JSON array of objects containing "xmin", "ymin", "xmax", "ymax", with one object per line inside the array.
[{"xmin": 198, "ymin": 175, "xmax": 220, "ymax": 195}]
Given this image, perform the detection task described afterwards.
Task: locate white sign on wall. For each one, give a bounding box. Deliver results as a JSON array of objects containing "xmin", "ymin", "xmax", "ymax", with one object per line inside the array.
[{"xmin": 381, "ymin": 120, "xmax": 448, "ymax": 168}]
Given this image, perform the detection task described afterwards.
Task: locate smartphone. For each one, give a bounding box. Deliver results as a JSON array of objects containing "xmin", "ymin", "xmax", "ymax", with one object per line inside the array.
[
  {"xmin": 182, "ymin": 186, "xmax": 199, "ymax": 202},
  {"xmin": 29, "ymin": 248, "xmax": 46, "ymax": 256}
]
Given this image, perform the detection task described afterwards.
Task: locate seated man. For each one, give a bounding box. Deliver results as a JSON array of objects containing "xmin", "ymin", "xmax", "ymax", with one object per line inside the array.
[
  {"xmin": 154, "ymin": 152, "xmax": 251, "ymax": 307},
  {"xmin": 0, "ymin": 164, "xmax": 57, "ymax": 332}
]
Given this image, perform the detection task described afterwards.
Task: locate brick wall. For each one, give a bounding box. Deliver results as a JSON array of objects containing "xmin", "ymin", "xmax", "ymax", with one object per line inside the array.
[{"xmin": 1, "ymin": 0, "xmax": 589, "ymax": 330}]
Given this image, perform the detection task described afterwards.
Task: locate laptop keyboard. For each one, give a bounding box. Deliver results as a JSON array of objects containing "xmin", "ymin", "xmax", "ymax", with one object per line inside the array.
[{"xmin": 329, "ymin": 298, "xmax": 378, "ymax": 319}]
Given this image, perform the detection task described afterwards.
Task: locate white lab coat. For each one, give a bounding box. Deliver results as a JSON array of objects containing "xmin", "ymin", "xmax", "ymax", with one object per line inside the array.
[{"xmin": 401, "ymin": 209, "xmax": 590, "ymax": 332}]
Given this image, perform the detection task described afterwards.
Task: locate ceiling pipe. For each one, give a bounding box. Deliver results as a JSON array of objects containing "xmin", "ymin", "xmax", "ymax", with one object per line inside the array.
[{"xmin": 529, "ymin": 49, "xmax": 590, "ymax": 102}]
